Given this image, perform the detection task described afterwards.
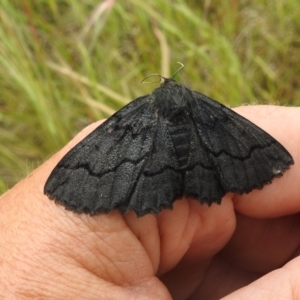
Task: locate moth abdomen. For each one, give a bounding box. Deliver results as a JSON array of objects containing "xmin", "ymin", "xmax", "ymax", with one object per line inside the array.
[{"xmin": 168, "ymin": 122, "xmax": 192, "ymax": 168}]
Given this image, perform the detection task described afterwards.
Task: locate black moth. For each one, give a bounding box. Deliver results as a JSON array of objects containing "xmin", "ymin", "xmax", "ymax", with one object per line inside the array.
[{"xmin": 44, "ymin": 77, "xmax": 293, "ymax": 217}]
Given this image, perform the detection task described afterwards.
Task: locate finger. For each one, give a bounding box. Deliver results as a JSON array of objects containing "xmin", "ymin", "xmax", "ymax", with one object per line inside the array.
[
  {"xmin": 221, "ymin": 213, "xmax": 300, "ymax": 273},
  {"xmin": 232, "ymin": 106, "xmax": 300, "ymax": 218},
  {"xmin": 0, "ymin": 180, "xmax": 171, "ymax": 298},
  {"xmin": 188, "ymin": 255, "xmax": 300, "ymax": 299},
  {"xmin": 0, "ymin": 122, "xmax": 172, "ymax": 298},
  {"xmin": 220, "ymin": 256, "xmax": 300, "ymax": 300},
  {"xmin": 158, "ymin": 196, "xmax": 236, "ymax": 299}
]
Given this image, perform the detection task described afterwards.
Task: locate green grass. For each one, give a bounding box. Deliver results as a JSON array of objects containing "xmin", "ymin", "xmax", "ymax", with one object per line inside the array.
[{"xmin": 1, "ymin": 0, "xmax": 300, "ymax": 193}]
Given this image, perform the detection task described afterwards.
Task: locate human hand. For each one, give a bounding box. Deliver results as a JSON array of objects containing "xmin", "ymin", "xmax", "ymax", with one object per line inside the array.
[{"xmin": 0, "ymin": 106, "xmax": 299, "ymax": 299}]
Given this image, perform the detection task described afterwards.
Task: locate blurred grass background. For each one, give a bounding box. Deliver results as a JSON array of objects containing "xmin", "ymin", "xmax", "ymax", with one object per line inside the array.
[{"xmin": 0, "ymin": 0, "xmax": 300, "ymax": 194}]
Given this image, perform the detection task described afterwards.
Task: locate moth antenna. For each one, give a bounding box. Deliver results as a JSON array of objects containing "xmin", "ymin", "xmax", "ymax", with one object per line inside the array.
[
  {"xmin": 172, "ymin": 62, "xmax": 184, "ymax": 79},
  {"xmin": 141, "ymin": 74, "xmax": 165, "ymax": 84},
  {"xmin": 141, "ymin": 62, "xmax": 184, "ymax": 84}
]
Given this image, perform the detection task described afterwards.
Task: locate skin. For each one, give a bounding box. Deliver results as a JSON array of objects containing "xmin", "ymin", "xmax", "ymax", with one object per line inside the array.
[{"xmin": 0, "ymin": 106, "xmax": 300, "ymax": 299}]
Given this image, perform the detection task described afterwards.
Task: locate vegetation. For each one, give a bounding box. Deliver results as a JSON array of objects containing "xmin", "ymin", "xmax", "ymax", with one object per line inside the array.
[{"xmin": 1, "ymin": 0, "xmax": 300, "ymax": 193}]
